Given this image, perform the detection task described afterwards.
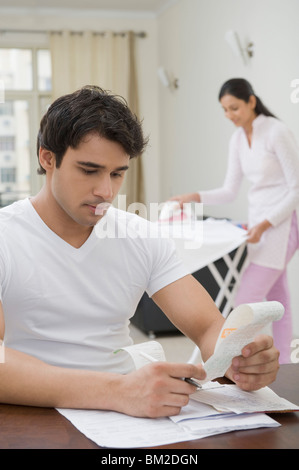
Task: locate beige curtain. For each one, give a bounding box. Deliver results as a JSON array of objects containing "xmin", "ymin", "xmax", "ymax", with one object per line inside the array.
[{"xmin": 49, "ymin": 30, "xmax": 144, "ymax": 206}]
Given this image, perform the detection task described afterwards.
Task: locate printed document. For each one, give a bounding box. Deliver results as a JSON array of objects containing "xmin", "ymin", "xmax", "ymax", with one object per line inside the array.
[
  {"xmin": 200, "ymin": 301, "xmax": 284, "ymax": 383},
  {"xmin": 57, "ymin": 407, "xmax": 279, "ymax": 448},
  {"xmin": 56, "ymin": 301, "xmax": 298, "ymax": 448}
]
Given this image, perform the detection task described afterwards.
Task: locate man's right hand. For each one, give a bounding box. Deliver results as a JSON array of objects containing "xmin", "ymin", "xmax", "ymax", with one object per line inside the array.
[{"xmin": 117, "ymin": 361, "xmax": 206, "ymax": 418}]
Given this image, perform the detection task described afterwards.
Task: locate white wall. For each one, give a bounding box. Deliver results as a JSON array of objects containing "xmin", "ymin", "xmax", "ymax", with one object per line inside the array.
[{"xmin": 157, "ymin": 0, "xmax": 299, "ymax": 337}]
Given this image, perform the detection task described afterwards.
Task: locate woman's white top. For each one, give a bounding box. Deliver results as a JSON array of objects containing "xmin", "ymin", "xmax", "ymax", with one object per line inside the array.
[{"xmin": 200, "ymin": 114, "xmax": 299, "ymax": 269}]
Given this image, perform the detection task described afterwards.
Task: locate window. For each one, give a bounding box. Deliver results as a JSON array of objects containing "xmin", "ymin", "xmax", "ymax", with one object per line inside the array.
[
  {"xmin": 0, "ymin": 46, "xmax": 52, "ymax": 207},
  {"xmin": 0, "ymin": 49, "xmax": 33, "ymax": 90},
  {"xmin": 1, "ymin": 168, "xmax": 16, "ymax": 183}
]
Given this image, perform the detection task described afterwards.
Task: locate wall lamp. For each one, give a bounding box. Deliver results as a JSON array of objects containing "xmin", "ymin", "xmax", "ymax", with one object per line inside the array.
[
  {"xmin": 157, "ymin": 66, "xmax": 179, "ymax": 90},
  {"xmin": 225, "ymin": 30, "xmax": 254, "ymax": 65}
]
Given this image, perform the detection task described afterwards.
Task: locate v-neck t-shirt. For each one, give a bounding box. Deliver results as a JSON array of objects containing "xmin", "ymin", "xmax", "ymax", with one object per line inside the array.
[{"xmin": 0, "ymin": 199, "xmax": 188, "ymax": 373}]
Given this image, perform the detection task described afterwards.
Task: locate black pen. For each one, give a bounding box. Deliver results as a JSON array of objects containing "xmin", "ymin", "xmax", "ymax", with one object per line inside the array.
[
  {"xmin": 184, "ymin": 377, "xmax": 202, "ymax": 389},
  {"xmin": 139, "ymin": 351, "xmax": 202, "ymax": 390}
]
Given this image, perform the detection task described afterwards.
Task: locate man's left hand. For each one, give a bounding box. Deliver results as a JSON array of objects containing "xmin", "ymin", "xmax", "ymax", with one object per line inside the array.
[{"xmin": 226, "ymin": 334, "xmax": 280, "ymax": 391}]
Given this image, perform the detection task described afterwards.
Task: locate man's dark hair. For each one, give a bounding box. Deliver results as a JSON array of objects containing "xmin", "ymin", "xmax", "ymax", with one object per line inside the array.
[{"xmin": 37, "ymin": 85, "xmax": 148, "ymax": 174}]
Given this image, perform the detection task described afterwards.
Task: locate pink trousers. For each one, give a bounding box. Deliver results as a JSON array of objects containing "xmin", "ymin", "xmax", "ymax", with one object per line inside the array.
[{"xmin": 234, "ymin": 212, "xmax": 299, "ymax": 363}]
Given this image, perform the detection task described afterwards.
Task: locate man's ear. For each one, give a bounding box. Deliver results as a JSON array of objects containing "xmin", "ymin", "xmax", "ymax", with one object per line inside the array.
[{"xmin": 39, "ymin": 147, "xmax": 56, "ymax": 172}]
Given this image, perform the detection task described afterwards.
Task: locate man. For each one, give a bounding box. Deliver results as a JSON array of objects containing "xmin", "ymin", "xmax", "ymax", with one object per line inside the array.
[{"xmin": 0, "ymin": 86, "xmax": 279, "ymax": 418}]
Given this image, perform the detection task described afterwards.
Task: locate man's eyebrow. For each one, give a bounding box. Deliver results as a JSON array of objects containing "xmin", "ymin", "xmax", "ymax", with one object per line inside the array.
[{"xmin": 76, "ymin": 161, "xmax": 129, "ymax": 171}]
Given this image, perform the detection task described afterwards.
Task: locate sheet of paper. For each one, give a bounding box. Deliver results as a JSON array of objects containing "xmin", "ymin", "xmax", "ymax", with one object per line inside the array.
[
  {"xmin": 57, "ymin": 407, "xmax": 198, "ymax": 448},
  {"xmin": 177, "ymin": 412, "xmax": 280, "ymax": 436},
  {"xmin": 57, "ymin": 407, "xmax": 279, "ymax": 448},
  {"xmin": 115, "ymin": 340, "xmax": 166, "ymax": 369},
  {"xmin": 190, "ymin": 384, "xmax": 299, "ymax": 414},
  {"xmin": 200, "ymin": 301, "xmax": 284, "ymax": 383},
  {"xmin": 170, "ymin": 398, "xmax": 226, "ymax": 423}
]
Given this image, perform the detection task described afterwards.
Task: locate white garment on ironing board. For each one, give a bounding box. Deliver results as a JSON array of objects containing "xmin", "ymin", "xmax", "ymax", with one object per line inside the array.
[
  {"xmin": 200, "ymin": 114, "xmax": 299, "ymax": 270},
  {"xmin": 0, "ymin": 199, "xmax": 189, "ymax": 374}
]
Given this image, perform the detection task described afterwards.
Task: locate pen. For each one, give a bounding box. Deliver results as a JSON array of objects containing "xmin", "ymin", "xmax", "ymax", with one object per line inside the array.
[{"xmin": 139, "ymin": 351, "xmax": 202, "ymax": 390}]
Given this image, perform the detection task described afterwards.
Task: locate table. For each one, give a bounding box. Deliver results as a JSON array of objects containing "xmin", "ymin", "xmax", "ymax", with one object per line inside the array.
[{"xmin": 0, "ymin": 364, "xmax": 298, "ymax": 450}]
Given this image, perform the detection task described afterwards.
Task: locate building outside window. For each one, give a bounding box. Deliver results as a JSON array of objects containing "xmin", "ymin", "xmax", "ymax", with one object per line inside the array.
[
  {"xmin": 1, "ymin": 167, "xmax": 16, "ymax": 183},
  {"xmin": 0, "ymin": 46, "xmax": 52, "ymax": 207}
]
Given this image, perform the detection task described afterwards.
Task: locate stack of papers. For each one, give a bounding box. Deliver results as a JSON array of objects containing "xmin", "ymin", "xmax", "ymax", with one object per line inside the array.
[
  {"xmin": 57, "ymin": 406, "xmax": 280, "ymax": 449},
  {"xmin": 57, "ymin": 380, "xmax": 298, "ymax": 448},
  {"xmin": 174, "ymin": 412, "xmax": 279, "ymax": 439},
  {"xmin": 169, "ymin": 380, "xmax": 298, "ymax": 440},
  {"xmin": 57, "ymin": 345, "xmax": 298, "ymax": 448},
  {"xmin": 189, "ymin": 382, "xmax": 299, "ymax": 414},
  {"xmin": 56, "ymin": 303, "xmax": 298, "ymax": 448}
]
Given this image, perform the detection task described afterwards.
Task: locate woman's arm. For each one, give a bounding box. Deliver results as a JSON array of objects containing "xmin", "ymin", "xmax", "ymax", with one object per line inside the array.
[{"xmin": 246, "ymin": 219, "xmax": 272, "ymax": 243}]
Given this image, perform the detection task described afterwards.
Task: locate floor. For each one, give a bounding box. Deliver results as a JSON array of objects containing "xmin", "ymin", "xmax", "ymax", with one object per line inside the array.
[{"xmin": 129, "ymin": 323, "xmax": 202, "ymax": 364}]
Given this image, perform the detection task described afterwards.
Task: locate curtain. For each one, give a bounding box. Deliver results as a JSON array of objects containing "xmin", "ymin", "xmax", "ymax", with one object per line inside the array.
[{"xmin": 49, "ymin": 30, "xmax": 144, "ymax": 206}]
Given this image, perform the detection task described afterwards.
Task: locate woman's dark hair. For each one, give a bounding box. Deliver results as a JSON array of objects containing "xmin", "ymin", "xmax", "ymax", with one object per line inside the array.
[
  {"xmin": 37, "ymin": 85, "xmax": 148, "ymax": 175},
  {"xmin": 218, "ymin": 78, "xmax": 276, "ymax": 118}
]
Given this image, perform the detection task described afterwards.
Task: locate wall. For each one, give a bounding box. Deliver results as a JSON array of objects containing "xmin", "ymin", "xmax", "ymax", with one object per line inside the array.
[{"xmin": 157, "ymin": 0, "xmax": 299, "ymax": 337}]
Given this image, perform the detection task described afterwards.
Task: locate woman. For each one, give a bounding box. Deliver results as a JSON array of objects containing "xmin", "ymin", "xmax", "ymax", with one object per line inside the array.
[{"xmin": 171, "ymin": 78, "xmax": 299, "ymax": 363}]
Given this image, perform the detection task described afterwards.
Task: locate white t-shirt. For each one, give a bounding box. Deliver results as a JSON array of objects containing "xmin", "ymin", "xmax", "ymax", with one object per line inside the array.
[{"xmin": 0, "ymin": 199, "xmax": 188, "ymax": 374}]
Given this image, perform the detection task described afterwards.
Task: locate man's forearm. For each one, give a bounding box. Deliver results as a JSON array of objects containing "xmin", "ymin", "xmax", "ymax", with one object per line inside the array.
[
  {"xmin": 0, "ymin": 347, "xmax": 123, "ymax": 410},
  {"xmin": 0, "ymin": 346, "xmax": 207, "ymax": 418}
]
